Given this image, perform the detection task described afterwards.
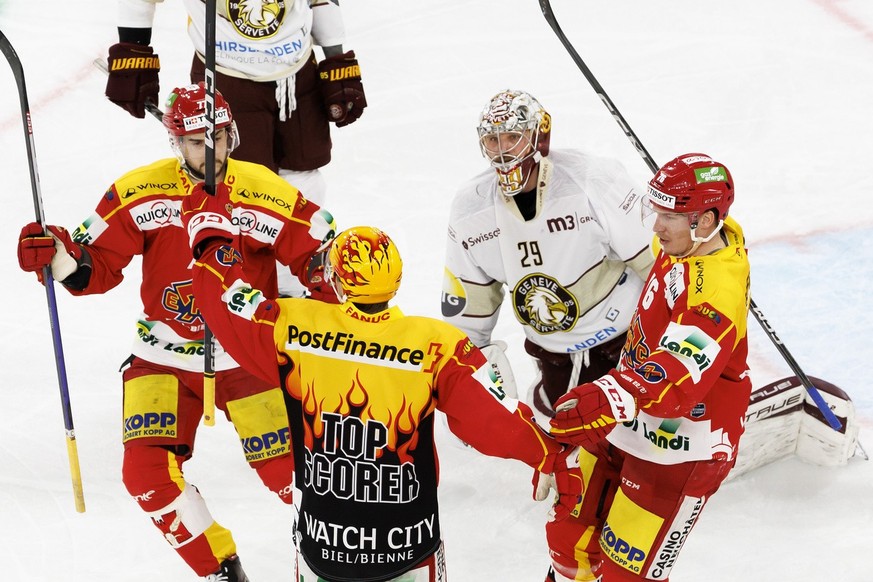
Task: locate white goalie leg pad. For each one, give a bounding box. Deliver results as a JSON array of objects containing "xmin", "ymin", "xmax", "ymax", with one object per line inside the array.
[
  {"xmin": 480, "ymin": 340, "xmax": 519, "ymax": 399},
  {"xmin": 147, "ymin": 482, "xmax": 215, "ymax": 548},
  {"xmin": 727, "ymin": 377, "xmax": 805, "ymax": 481},
  {"xmin": 796, "ymin": 379, "xmax": 860, "ymax": 467},
  {"xmin": 727, "ymin": 376, "xmax": 861, "ymax": 482}
]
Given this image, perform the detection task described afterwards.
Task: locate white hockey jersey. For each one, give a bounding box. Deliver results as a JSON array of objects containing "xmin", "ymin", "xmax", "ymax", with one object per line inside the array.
[
  {"xmin": 120, "ymin": 0, "xmax": 346, "ymax": 81},
  {"xmin": 442, "ymin": 150, "xmax": 654, "ymax": 354}
]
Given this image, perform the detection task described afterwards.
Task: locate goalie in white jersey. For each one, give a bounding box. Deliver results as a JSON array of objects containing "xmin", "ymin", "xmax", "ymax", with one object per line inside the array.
[{"xmin": 442, "ymin": 89, "xmax": 654, "ymax": 418}]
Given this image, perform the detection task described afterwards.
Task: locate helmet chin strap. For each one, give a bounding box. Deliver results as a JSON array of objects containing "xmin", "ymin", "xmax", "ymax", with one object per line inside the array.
[
  {"xmin": 183, "ymin": 164, "xmax": 205, "ymax": 181},
  {"xmin": 679, "ymin": 220, "xmax": 724, "ymax": 258}
]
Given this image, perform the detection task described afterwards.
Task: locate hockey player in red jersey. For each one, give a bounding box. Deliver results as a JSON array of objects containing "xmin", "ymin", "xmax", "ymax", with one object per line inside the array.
[
  {"xmin": 16, "ymin": 84, "xmax": 336, "ymax": 581},
  {"xmin": 105, "ymin": 0, "xmax": 367, "ymax": 298},
  {"xmin": 546, "ymin": 153, "xmax": 752, "ymax": 581},
  {"xmin": 179, "ymin": 181, "xmax": 586, "ymax": 581}
]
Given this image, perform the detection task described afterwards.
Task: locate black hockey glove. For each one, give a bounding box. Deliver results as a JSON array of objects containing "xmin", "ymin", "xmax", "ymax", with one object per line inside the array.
[
  {"xmin": 105, "ymin": 42, "xmax": 161, "ymax": 119},
  {"xmin": 318, "ymin": 50, "xmax": 367, "ymax": 127}
]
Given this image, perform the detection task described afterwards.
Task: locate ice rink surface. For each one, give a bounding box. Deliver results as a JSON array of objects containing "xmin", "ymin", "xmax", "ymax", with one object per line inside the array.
[{"xmin": 1, "ymin": 1, "xmax": 871, "ymax": 580}]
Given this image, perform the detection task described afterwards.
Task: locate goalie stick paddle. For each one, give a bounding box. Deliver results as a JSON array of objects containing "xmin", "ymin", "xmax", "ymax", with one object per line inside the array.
[
  {"xmin": 0, "ymin": 30, "xmax": 87, "ymax": 512},
  {"xmin": 537, "ymin": 0, "xmax": 843, "ymax": 431}
]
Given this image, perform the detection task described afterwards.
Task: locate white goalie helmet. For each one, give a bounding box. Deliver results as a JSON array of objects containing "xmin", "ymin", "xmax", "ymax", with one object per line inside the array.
[{"xmin": 477, "ymin": 89, "xmax": 552, "ymax": 196}]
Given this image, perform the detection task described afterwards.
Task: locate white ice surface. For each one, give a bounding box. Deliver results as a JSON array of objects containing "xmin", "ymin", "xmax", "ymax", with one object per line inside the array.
[{"xmin": 1, "ymin": 1, "xmax": 871, "ymax": 580}]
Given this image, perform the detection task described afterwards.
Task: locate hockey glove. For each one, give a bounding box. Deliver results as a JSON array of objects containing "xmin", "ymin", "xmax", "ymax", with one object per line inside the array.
[
  {"xmin": 534, "ymin": 444, "xmax": 584, "ymax": 522},
  {"xmin": 181, "ymin": 182, "xmax": 238, "ymax": 258},
  {"xmin": 105, "ymin": 42, "xmax": 161, "ymax": 119},
  {"xmin": 17, "ymin": 222, "xmax": 83, "ymax": 283},
  {"xmin": 550, "ymin": 372, "xmax": 638, "ymax": 448},
  {"xmin": 317, "ymin": 50, "xmax": 367, "ymax": 127}
]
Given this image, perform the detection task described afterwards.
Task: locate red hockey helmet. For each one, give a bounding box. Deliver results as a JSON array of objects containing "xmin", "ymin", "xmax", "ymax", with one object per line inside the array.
[
  {"xmin": 647, "ymin": 153, "xmax": 735, "ymax": 221},
  {"xmin": 162, "ymin": 82, "xmax": 233, "ymax": 136}
]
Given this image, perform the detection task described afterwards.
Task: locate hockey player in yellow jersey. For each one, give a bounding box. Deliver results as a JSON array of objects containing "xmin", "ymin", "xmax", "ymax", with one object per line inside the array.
[{"xmin": 181, "ymin": 185, "xmax": 587, "ymax": 581}]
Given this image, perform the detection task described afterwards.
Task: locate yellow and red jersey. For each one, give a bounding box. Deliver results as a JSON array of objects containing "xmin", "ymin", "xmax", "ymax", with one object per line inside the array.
[
  {"xmin": 68, "ymin": 157, "xmax": 335, "ymax": 372},
  {"xmin": 192, "ymin": 240, "xmax": 560, "ymax": 581},
  {"xmin": 606, "ymin": 216, "xmax": 752, "ymax": 464}
]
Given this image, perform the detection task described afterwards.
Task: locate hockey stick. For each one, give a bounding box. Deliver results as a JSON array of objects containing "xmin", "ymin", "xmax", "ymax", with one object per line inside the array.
[
  {"xmin": 537, "ymin": 0, "xmax": 844, "ymax": 431},
  {"xmin": 537, "ymin": 0, "xmax": 658, "ymax": 174},
  {"xmin": 201, "ymin": 0, "xmax": 218, "ymax": 426},
  {"xmin": 1, "ymin": 30, "xmax": 87, "ymax": 512}
]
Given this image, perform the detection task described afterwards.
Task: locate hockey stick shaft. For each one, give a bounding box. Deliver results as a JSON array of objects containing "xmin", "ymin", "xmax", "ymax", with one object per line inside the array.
[
  {"xmin": 538, "ymin": 0, "xmax": 658, "ymax": 175},
  {"xmin": 749, "ymin": 300, "xmax": 842, "ymax": 430},
  {"xmin": 537, "ymin": 0, "xmax": 843, "ymax": 431},
  {"xmin": 0, "ymin": 30, "xmax": 86, "ymax": 512},
  {"xmin": 201, "ymin": 0, "xmax": 218, "ymax": 426}
]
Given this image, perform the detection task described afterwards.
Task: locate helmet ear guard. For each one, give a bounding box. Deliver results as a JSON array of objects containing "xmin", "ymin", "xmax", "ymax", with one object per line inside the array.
[{"xmin": 327, "ymin": 226, "xmax": 403, "ymax": 305}]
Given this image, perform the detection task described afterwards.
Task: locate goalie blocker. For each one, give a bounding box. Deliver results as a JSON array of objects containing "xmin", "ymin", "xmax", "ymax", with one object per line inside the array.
[{"xmin": 727, "ymin": 375, "xmax": 862, "ymax": 481}]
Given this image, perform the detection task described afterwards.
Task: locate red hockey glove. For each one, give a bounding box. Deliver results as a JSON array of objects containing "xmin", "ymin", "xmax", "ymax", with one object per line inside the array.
[
  {"xmin": 17, "ymin": 222, "xmax": 83, "ymax": 283},
  {"xmin": 533, "ymin": 445, "xmax": 584, "ymax": 522},
  {"xmin": 317, "ymin": 50, "xmax": 367, "ymax": 127},
  {"xmin": 550, "ymin": 373, "xmax": 639, "ymax": 448},
  {"xmin": 105, "ymin": 42, "xmax": 161, "ymax": 119},
  {"xmin": 180, "ymin": 182, "xmax": 238, "ymax": 258}
]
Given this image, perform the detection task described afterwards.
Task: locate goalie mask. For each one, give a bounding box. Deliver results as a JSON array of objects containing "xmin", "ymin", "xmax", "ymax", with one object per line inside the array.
[
  {"xmin": 643, "ymin": 153, "xmax": 735, "ymax": 254},
  {"xmin": 477, "ymin": 89, "xmax": 552, "ymax": 196},
  {"xmin": 163, "ymin": 83, "xmax": 239, "ymax": 176},
  {"xmin": 326, "ymin": 226, "xmax": 403, "ymax": 304}
]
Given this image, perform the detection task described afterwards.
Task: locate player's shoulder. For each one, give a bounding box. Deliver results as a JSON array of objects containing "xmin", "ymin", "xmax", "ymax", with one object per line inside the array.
[
  {"xmin": 450, "ymin": 167, "xmax": 499, "ymax": 217},
  {"xmin": 722, "ymin": 216, "xmax": 746, "ymax": 249},
  {"xmin": 401, "ymin": 313, "xmax": 470, "ymax": 344},
  {"xmin": 551, "ymin": 149, "xmax": 633, "ymax": 187},
  {"xmin": 226, "ymin": 160, "xmax": 304, "ymax": 218},
  {"xmin": 109, "ymin": 158, "xmax": 183, "ymax": 204},
  {"xmin": 673, "ymin": 233, "xmax": 749, "ymax": 315}
]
